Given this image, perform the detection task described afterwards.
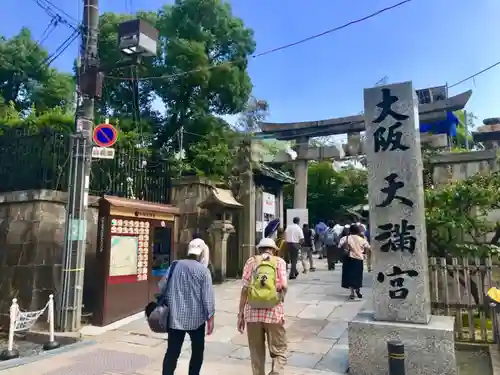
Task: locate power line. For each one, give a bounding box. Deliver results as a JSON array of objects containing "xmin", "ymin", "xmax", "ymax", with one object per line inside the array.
[
  {"xmin": 36, "ymin": 15, "xmax": 61, "ymax": 46},
  {"xmin": 31, "ymin": 0, "xmax": 79, "ymax": 31},
  {"xmin": 448, "ymin": 60, "xmax": 500, "ymax": 89},
  {"xmin": 37, "ymin": 0, "xmax": 79, "ymax": 25},
  {"xmin": 44, "ymin": 29, "xmax": 80, "ymax": 67},
  {"xmin": 106, "ymin": 0, "xmax": 413, "ymax": 82}
]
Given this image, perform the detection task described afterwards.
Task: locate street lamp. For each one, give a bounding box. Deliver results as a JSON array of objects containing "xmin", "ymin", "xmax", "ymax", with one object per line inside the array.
[{"xmin": 118, "ymin": 19, "xmax": 158, "ymax": 57}]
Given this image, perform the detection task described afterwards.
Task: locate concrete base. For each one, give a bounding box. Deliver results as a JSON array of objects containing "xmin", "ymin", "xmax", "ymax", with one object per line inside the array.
[
  {"xmin": 348, "ymin": 311, "xmax": 457, "ymax": 375},
  {"xmin": 80, "ymin": 311, "xmax": 143, "ymax": 336},
  {"xmin": 42, "ymin": 340, "xmax": 60, "ymax": 351},
  {"xmin": 0, "ymin": 348, "xmax": 19, "ymax": 361}
]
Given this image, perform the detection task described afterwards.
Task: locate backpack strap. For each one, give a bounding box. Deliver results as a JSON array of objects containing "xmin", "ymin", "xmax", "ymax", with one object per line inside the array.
[{"xmin": 253, "ymin": 254, "xmax": 277, "ymax": 272}]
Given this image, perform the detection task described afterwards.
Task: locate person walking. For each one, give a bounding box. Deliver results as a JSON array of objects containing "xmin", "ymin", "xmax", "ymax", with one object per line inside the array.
[
  {"xmin": 323, "ymin": 221, "xmax": 342, "ymax": 270},
  {"xmin": 301, "ymin": 223, "xmax": 315, "ymax": 272},
  {"xmin": 237, "ymin": 237, "xmax": 288, "ymax": 375},
  {"xmin": 315, "ymin": 220, "xmax": 327, "ymax": 259},
  {"xmin": 276, "ymin": 228, "xmax": 289, "ymax": 271},
  {"xmin": 284, "ymin": 217, "xmax": 303, "ymax": 279},
  {"xmin": 159, "ymin": 241, "xmax": 215, "ymax": 375},
  {"xmin": 339, "ymin": 224, "xmax": 370, "ymax": 300}
]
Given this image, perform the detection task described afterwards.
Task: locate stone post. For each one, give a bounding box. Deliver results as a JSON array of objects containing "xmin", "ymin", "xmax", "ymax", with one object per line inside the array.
[
  {"xmin": 293, "ymin": 136, "xmax": 309, "ymax": 209},
  {"xmin": 277, "ymin": 189, "xmax": 284, "ymax": 229},
  {"xmin": 364, "ymin": 82, "xmax": 431, "ymax": 324},
  {"xmin": 348, "ymin": 82, "xmax": 457, "ymax": 375},
  {"xmin": 208, "ymin": 220, "xmax": 235, "ymax": 282}
]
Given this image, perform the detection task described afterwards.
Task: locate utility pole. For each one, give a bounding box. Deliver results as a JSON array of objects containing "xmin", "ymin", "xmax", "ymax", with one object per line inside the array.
[{"xmin": 58, "ymin": 0, "xmax": 100, "ymax": 332}]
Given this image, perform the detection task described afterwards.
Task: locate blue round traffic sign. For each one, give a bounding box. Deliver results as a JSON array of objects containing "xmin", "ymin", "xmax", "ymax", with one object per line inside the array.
[{"xmin": 93, "ymin": 124, "xmax": 118, "ymax": 147}]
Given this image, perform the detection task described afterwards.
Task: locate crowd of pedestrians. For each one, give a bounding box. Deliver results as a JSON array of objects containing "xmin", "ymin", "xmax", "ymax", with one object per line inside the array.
[{"xmin": 147, "ymin": 218, "xmax": 371, "ymax": 375}]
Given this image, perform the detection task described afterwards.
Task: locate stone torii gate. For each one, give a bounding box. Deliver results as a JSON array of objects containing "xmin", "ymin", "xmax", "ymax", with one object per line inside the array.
[{"xmin": 259, "ymin": 89, "xmax": 472, "ymax": 209}]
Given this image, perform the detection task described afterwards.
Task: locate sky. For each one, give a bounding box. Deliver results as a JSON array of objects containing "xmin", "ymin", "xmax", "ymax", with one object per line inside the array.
[{"xmin": 2, "ymin": 0, "xmax": 500, "ymax": 128}]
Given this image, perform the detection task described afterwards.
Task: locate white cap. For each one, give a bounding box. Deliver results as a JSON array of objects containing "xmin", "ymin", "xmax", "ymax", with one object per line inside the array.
[
  {"xmin": 187, "ymin": 238, "xmax": 206, "ymax": 256},
  {"xmin": 256, "ymin": 237, "xmax": 279, "ymax": 250}
]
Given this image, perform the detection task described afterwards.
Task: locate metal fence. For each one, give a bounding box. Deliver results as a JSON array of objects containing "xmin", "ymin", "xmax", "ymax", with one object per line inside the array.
[
  {"xmin": 429, "ymin": 256, "xmax": 496, "ymax": 343},
  {"xmin": 0, "ymin": 128, "xmax": 170, "ymax": 204}
]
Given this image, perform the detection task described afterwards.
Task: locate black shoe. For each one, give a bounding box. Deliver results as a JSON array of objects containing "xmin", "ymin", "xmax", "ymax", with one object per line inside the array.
[
  {"xmin": 356, "ymin": 290, "xmax": 363, "ymax": 299},
  {"xmin": 349, "ymin": 295, "xmax": 355, "ymax": 300},
  {"xmin": 289, "ymin": 276, "xmax": 296, "ymax": 280}
]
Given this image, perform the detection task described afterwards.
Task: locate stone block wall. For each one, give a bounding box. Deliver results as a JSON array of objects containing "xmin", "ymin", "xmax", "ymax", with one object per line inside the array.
[
  {"xmin": 0, "ymin": 190, "xmax": 98, "ymax": 329},
  {"xmin": 170, "ymin": 177, "xmax": 243, "ymax": 277},
  {"xmin": 430, "ymin": 149, "xmax": 499, "ymax": 186},
  {"xmin": 170, "ymin": 177, "xmax": 216, "ymax": 259}
]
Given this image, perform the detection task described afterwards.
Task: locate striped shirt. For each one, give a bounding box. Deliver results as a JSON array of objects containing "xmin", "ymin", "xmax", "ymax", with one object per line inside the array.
[{"xmin": 159, "ymin": 259, "xmax": 215, "ymax": 331}]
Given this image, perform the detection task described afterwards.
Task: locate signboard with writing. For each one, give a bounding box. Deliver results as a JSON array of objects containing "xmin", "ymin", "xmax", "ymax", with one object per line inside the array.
[
  {"xmin": 262, "ymin": 192, "xmax": 276, "ymax": 215},
  {"xmin": 364, "ymin": 81, "xmax": 431, "ymax": 324}
]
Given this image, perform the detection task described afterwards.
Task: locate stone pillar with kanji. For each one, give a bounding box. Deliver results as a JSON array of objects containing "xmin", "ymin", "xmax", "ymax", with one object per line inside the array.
[
  {"xmin": 364, "ymin": 82, "xmax": 431, "ymax": 324},
  {"xmin": 348, "ymin": 81, "xmax": 457, "ymax": 375}
]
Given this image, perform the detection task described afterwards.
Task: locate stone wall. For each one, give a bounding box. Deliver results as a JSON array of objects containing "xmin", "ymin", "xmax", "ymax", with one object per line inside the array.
[
  {"xmin": 170, "ymin": 177, "xmax": 244, "ymax": 277},
  {"xmin": 170, "ymin": 177, "xmax": 216, "ymax": 259},
  {"xmin": 0, "ymin": 190, "xmax": 99, "ymax": 329},
  {"xmin": 430, "ymin": 149, "xmax": 499, "ymax": 186}
]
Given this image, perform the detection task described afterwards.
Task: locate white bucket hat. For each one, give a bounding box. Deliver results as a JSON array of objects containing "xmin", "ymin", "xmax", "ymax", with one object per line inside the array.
[{"xmin": 256, "ymin": 237, "xmax": 279, "ymax": 251}]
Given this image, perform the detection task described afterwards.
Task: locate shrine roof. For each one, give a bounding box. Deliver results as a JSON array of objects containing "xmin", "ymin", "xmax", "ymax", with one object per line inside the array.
[
  {"xmin": 254, "ymin": 163, "xmax": 294, "ymax": 184},
  {"xmin": 199, "ymin": 187, "xmax": 242, "ymax": 209}
]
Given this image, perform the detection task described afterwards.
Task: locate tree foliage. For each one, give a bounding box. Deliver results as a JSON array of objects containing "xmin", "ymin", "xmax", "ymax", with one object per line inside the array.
[
  {"xmin": 95, "ymin": 0, "xmax": 256, "ymax": 176},
  {"xmin": 1, "ymin": 0, "xmax": 258, "ymax": 180},
  {"xmin": 425, "ymin": 172, "xmax": 500, "ymax": 257},
  {"xmin": 285, "ymin": 162, "xmax": 368, "ymax": 224},
  {"xmin": 0, "ymin": 28, "xmax": 75, "ymax": 113}
]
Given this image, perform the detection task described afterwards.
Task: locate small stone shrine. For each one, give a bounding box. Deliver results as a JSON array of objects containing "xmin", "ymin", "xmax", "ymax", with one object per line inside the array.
[{"xmin": 348, "ymin": 82, "xmax": 457, "ymax": 375}]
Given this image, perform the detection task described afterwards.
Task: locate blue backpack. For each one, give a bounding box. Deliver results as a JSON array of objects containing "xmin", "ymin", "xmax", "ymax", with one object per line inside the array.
[{"xmin": 324, "ymin": 228, "xmax": 337, "ymax": 246}]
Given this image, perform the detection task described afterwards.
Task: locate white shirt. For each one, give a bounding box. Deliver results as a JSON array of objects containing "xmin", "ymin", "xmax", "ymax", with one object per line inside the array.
[
  {"xmin": 190, "ymin": 238, "xmax": 210, "ymax": 268},
  {"xmin": 284, "ymin": 223, "xmax": 304, "ymax": 244}
]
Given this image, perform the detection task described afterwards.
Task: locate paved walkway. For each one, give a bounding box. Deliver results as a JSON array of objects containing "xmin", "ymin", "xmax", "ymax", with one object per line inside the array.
[{"xmin": 3, "ymin": 260, "xmax": 373, "ymax": 375}]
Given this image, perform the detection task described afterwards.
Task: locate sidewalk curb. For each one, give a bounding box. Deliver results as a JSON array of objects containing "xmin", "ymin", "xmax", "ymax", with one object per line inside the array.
[{"xmin": 0, "ymin": 339, "xmax": 96, "ymax": 371}]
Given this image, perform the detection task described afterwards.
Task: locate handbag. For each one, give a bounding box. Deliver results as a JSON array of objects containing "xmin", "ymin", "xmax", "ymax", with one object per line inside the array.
[
  {"xmin": 146, "ymin": 261, "xmax": 178, "ymax": 333},
  {"xmin": 341, "ymin": 236, "xmax": 351, "ymax": 258}
]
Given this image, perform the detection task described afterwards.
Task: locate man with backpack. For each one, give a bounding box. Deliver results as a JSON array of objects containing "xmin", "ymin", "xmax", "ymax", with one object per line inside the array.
[
  {"xmin": 315, "ymin": 220, "xmax": 327, "ymax": 258},
  {"xmin": 323, "ymin": 220, "xmax": 341, "ymax": 270},
  {"xmin": 237, "ymin": 237, "xmax": 288, "ymax": 375}
]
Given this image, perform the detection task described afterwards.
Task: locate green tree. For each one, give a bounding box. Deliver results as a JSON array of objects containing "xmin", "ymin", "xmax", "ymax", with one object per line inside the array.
[
  {"xmin": 284, "ymin": 162, "xmax": 368, "ymax": 224},
  {"xmin": 0, "ymin": 28, "xmax": 75, "ymax": 112},
  {"xmin": 236, "ymin": 97, "xmax": 269, "ymax": 133},
  {"xmin": 425, "ymin": 172, "xmax": 500, "ymax": 258},
  {"xmin": 96, "ymin": 1, "xmax": 257, "ymax": 179},
  {"xmin": 452, "ymin": 110, "xmax": 476, "ymax": 150},
  {"xmin": 185, "ymin": 117, "xmax": 239, "ymax": 178},
  {"xmin": 153, "ymin": 0, "xmax": 256, "ymax": 145},
  {"xmin": 97, "ymin": 11, "xmax": 158, "ymax": 118}
]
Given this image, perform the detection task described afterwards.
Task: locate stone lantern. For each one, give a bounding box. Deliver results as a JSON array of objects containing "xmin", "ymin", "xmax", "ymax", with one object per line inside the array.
[{"xmin": 199, "ymin": 188, "xmax": 242, "ymax": 281}]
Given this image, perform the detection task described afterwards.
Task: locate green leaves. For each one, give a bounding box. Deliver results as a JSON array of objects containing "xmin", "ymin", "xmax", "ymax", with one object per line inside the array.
[
  {"xmin": 285, "ymin": 162, "xmax": 368, "ymax": 224},
  {"xmin": 0, "ymin": 28, "xmax": 74, "ymax": 112},
  {"xmin": 425, "ymin": 171, "xmax": 500, "ymax": 257}
]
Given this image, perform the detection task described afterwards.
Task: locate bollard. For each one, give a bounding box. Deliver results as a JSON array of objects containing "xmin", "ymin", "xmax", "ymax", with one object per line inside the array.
[
  {"xmin": 0, "ymin": 298, "xmax": 20, "ymax": 361},
  {"xmin": 42, "ymin": 295, "xmax": 60, "ymax": 351},
  {"xmin": 387, "ymin": 340, "xmax": 405, "ymax": 375}
]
